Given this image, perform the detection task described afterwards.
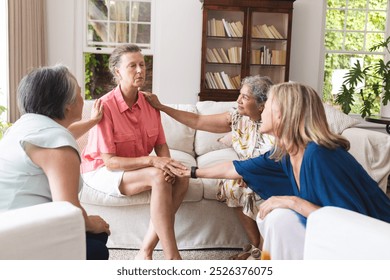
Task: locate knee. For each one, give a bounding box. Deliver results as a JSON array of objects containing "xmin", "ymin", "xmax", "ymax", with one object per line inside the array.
[
  {"xmin": 257, "ymin": 208, "xmax": 298, "ymax": 233},
  {"xmin": 149, "ymin": 168, "xmax": 167, "ymax": 186}
]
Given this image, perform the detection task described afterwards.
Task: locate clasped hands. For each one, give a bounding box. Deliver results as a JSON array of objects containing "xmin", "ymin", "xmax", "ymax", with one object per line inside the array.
[{"xmin": 151, "ymin": 156, "xmax": 188, "ymax": 184}]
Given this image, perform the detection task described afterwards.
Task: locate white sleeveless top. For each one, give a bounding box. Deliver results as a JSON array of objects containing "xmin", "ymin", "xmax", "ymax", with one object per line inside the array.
[{"xmin": 0, "ymin": 114, "xmax": 81, "ymax": 211}]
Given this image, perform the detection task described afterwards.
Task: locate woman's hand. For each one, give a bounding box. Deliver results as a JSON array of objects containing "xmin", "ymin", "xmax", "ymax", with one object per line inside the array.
[
  {"xmin": 258, "ymin": 196, "xmax": 295, "ymax": 220},
  {"xmin": 86, "ymin": 215, "xmax": 111, "ymax": 235},
  {"xmin": 164, "ymin": 171, "xmax": 176, "ymax": 184},
  {"xmin": 258, "ymin": 196, "xmax": 320, "ymax": 220},
  {"xmin": 143, "ymin": 92, "xmax": 164, "ymax": 110},
  {"xmin": 90, "ymin": 99, "xmax": 104, "ymax": 124},
  {"xmin": 151, "ymin": 156, "xmax": 188, "ymax": 177}
]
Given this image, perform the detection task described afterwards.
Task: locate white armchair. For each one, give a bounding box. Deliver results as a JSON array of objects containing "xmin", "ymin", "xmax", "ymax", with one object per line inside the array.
[
  {"xmin": 0, "ymin": 201, "xmax": 86, "ymax": 260},
  {"xmin": 304, "ymin": 206, "xmax": 390, "ymax": 260}
]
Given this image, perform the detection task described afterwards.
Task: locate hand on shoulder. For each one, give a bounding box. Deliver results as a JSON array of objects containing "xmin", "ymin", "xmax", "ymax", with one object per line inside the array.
[
  {"xmin": 142, "ymin": 91, "xmax": 164, "ymax": 110},
  {"xmin": 90, "ymin": 99, "xmax": 104, "ymax": 124}
]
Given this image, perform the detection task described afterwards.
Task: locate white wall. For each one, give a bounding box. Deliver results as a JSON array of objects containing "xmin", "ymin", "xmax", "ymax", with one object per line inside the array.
[
  {"xmin": 290, "ymin": 0, "xmax": 326, "ymax": 93},
  {"xmin": 46, "ymin": 0, "xmax": 83, "ymax": 86},
  {"xmin": 153, "ymin": 0, "xmax": 203, "ymax": 104},
  {"xmin": 46, "ymin": 0, "xmax": 325, "ymax": 104}
]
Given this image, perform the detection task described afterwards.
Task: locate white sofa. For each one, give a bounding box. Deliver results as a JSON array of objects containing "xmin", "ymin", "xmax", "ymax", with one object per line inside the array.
[
  {"xmin": 304, "ymin": 206, "xmax": 390, "ymax": 259},
  {"xmin": 0, "ymin": 202, "xmax": 86, "ymax": 260},
  {"xmin": 78, "ymin": 100, "xmax": 390, "ymax": 250}
]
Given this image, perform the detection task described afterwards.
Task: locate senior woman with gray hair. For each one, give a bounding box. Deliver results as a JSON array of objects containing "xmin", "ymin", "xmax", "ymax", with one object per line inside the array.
[
  {"xmin": 144, "ymin": 75, "xmax": 274, "ymax": 259},
  {"xmin": 0, "ymin": 65, "xmax": 110, "ymax": 259}
]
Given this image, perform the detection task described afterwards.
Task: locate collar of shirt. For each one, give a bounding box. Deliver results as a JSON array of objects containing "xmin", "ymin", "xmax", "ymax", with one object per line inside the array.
[{"xmin": 113, "ymin": 86, "xmax": 141, "ymax": 113}]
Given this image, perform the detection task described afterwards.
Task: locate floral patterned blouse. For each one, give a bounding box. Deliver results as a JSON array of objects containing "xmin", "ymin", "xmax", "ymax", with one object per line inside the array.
[{"xmin": 216, "ymin": 108, "xmax": 274, "ymax": 220}]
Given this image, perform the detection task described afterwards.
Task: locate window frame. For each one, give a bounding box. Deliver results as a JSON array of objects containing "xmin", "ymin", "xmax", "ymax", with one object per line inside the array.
[
  {"xmin": 83, "ymin": 0, "xmax": 155, "ymax": 55},
  {"xmin": 320, "ymin": 0, "xmax": 390, "ymax": 111}
]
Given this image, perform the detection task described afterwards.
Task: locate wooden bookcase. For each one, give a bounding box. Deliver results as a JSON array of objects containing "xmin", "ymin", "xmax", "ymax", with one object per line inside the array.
[{"xmin": 199, "ymin": 0, "xmax": 296, "ymax": 101}]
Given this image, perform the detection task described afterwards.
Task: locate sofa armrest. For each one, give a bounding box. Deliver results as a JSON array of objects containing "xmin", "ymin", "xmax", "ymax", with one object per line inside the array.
[
  {"xmin": 304, "ymin": 206, "xmax": 390, "ymax": 259},
  {"xmin": 0, "ymin": 202, "xmax": 86, "ymax": 260},
  {"xmin": 342, "ymin": 127, "xmax": 390, "ymax": 192}
]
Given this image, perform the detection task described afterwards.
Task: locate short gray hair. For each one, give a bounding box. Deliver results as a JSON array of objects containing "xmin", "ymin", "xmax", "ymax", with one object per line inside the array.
[
  {"xmin": 18, "ymin": 64, "xmax": 78, "ymax": 119},
  {"xmin": 241, "ymin": 75, "xmax": 273, "ymax": 105}
]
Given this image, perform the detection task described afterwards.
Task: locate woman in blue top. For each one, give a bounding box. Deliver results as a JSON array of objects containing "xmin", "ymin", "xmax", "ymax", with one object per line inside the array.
[{"xmin": 171, "ymin": 82, "xmax": 390, "ymax": 259}]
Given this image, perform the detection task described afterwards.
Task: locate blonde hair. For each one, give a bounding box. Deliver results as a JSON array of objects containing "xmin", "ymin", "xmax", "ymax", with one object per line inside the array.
[{"xmin": 270, "ymin": 82, "xmax": 350, "ymax": 161}]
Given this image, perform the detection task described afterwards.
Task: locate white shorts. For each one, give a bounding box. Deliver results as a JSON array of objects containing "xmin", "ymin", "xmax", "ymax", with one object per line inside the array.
[{"xmin": 82, "ymin": 166, "xmax": 125, "ymax": 197}]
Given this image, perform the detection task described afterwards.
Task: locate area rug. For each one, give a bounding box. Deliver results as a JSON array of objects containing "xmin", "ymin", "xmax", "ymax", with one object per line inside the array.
[{"xmin": 109, "ymin": 249, "xmax": 241, "ymax": 260}]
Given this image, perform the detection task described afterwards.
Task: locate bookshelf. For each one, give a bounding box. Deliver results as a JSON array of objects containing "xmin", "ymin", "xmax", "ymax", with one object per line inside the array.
[{"xmin": 199, "ymin": 0, "xmax": 296, "ymax": 101}]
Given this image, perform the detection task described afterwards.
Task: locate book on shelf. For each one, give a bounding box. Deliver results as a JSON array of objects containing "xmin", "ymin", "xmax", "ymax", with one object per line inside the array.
[
  {"xmin": 205, "ymin": 72, "xmax": 217, "ymax": 89},
  {"xmin": 231, "ymin": 74, "xmax": 241, "ymax": 89},
  {"xmin": 271, "ymin": 50, "xmax": 286, "ymax": 65},
  {"xmin": 206, "ymin": 72, "xmax": 241, "ymax": 90},
  {"xmin": 222, "ymin": 18, "xmax": 233, "ymax": 37},
  {"xmin": 206, "ymin": 48, "xmax": 218, "ymax": 63},
  {"xmin": 216, "ymin": 19, "xmax": 225, "ymax": 37},
  {"xmin": 221, "ymin": 71, "xmax": 234, "ymax": 89},
  {"xmin": 213, "ymin": 72, "xmax": 226, "ymax": 89},
  {"xmin": 252, "ymin": 25, "xmax": 267, "ymax": 39},
  {"xmin": 252, "ymin": 24, "xmax": 284, "ymax": 39},
  {"xmin": 210, "ymin": 18, "xmax": 216, "ymax": 36},
  {"xmin": 211, "ymin": 48, "xmax": 223, "ymax": 63},
  {"xmin": 235, "ymin": 21, "xmax": 243, "ymax": 36},
  {"xmin": 268, "ymin": 25, "xmax": 284, "ymax": 39},
  {"xmin": 217, "ymin": 48, "xmax": 230, "ymax": 63},
  {"xmin": 261, "ymin": 24, "xmax": 275, "ymax": 39},
  {"xmin": 231, "ymin": 21, "xmax": 243, "ymax": 37},
  {"xmin": 251, "ymin": 49, "xmax": 261, "ymax": 64},
  {"xmin": 208, "ymin": 18, "xmax": 225, "ymax": 36},
  {"xmin": 227, "ymin": 46, "xmax": 242, "ymax": 64},
  {"xmin": 222, "ymin": 19, "xmax": 243, "ymax": 37}
]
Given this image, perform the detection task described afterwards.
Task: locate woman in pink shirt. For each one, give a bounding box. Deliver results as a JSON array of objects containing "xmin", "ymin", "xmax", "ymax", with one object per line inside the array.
[{"xmin": 81, "ymin": 44, "xmax": 189, "ymax": 260}]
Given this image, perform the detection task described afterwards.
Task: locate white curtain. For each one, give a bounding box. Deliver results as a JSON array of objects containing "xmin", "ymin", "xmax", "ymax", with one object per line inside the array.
[{"xmin": 8, "ymin": 0, "xmax": 46, "ymax": 122}]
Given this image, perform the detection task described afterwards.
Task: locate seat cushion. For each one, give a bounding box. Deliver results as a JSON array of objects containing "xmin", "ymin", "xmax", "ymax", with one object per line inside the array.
[{"xmin": 197, "ymin": 148, "xmax": 239, "ymax": 200}]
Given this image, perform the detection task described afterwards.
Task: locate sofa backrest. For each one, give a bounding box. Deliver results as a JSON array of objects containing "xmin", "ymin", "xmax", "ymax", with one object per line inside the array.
[
  {"xmin": 194, "ymin": 101, "xmax": 237, "ymax": 156},
  {"xmin": 161, "ymin": 104, "xmax": 197, "ymax": 156}
]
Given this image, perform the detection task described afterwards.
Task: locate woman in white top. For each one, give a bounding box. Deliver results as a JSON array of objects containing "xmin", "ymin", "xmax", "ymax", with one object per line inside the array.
[{"xmin": 0, "ymin": 65, "xmax": 110, "ymax": 259}]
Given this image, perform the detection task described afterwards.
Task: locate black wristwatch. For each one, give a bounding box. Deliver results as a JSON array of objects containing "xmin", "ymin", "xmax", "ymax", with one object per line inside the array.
[{"xmin": 190, "ymin": 166, "xmax": 198, "ymax": 179}]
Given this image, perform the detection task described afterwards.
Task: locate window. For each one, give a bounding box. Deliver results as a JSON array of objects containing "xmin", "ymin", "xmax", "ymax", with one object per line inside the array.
[
  {"xmin": 322, "ymin": 0, "xmax": 389, "ymax": 115},
  {"xmin": 84, "ymin": 0, "xmax": 154, "ymax": 99}
]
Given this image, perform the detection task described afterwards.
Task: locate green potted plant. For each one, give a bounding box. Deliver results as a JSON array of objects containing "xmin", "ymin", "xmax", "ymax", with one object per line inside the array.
[{"xmin": 336, "ymin": 36, "xmax": 390, "ymax": 118}]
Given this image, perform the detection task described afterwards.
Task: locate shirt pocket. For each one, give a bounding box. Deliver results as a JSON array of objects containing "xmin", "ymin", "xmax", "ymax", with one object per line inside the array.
[
  {"xmin": 146, "ymin": 128, "xmax": 159, "ymax": 152},
  {"xmin": 113, "ymin": 133, "xmax": 137, "ymax": 156}
]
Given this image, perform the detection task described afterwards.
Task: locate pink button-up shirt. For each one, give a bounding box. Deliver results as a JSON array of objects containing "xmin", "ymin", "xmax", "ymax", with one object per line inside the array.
[{"xmin": 81, "ymin": 86, "xmax": 166, "ymax": 173}]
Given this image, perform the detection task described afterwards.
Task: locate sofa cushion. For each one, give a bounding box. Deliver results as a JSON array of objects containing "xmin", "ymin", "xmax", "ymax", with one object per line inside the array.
[
  {"xmin": 197, "ymin": 148, "xmax": 239, "ymax": 200},
  {"xmin": 323, "ymin": 103, "xmax": 360, "ymax": 134},
  {"xmin": 161, "ymin": 104, "xmax": 197, "ymax": 156},
  {"xmin": 80, "ymin": 150, "xmax": 203, "ymax": 206},
  {"xmin": 195, "ymin": 101, "xmax": 237, "ymax": 156}
]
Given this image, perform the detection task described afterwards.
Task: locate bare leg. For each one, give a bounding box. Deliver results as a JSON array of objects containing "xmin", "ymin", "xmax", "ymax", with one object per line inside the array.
[
  {"xmin": 234, "ymin": 207, "xmax": 261, "ymax": 248},
  {"xmin": 120, "ymin": 168, "xmax": 188, "ymax": 260},
  {"xmin": 137, "ymin": 176, "xmax": 189, "ymax": 259}
]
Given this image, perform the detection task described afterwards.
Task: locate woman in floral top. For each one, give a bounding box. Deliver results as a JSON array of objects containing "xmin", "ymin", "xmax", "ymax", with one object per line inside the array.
[{"xmin": 144, "ymin": 76, "xmax": 273, "ymax": 257}]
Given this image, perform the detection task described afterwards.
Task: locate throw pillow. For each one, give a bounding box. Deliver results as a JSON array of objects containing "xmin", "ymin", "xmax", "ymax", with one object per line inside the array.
[{"xmin": 323, "ymin": 103, "xmax": 361, "ymax": 134}]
